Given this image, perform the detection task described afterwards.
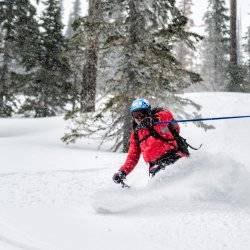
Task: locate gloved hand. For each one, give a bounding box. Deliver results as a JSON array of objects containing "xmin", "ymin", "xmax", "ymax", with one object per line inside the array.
[{"xmin": 112, "ymin": 171, "xmax": 126, "ymax": 184}]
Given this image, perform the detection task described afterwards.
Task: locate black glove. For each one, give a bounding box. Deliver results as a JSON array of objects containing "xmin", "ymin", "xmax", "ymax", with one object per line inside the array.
[{"xmin": 112, "ymin": 171, "xmax": 126, "ymax": 184}]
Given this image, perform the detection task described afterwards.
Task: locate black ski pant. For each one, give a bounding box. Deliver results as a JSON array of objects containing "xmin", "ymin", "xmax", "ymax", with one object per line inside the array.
[{"xmin": 148, "ymin": 150, "xmax": 181, "ymax": 176}]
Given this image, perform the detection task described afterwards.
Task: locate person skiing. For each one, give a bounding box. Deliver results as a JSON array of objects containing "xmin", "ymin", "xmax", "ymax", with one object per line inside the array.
[{"xmin": 113, "ymin": 98, "xmax": 189, "ymax": 184}]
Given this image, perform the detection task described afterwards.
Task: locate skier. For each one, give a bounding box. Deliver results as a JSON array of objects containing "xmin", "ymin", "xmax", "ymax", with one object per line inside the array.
[{"xmin": 113, "ymin": 98, "xmax": 189, "ymax": 184}]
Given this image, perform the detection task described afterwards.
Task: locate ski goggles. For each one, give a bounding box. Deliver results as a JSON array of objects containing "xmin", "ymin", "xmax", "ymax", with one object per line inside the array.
[{"xmin": 131, "ymin": 110, "xmax": 149, "ymax": 120}]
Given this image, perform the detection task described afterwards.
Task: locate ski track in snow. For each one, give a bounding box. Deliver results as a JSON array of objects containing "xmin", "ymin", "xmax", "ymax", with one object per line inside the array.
[
  {"xmin": 1, "ymin": 151, "xmax": 250, "ymax": 215},
  {"xmin": 0, "ymin": 234, "xmax": 40, "ymax": 250},
  {"xmin": 93, "ymin": 152, "xmax": 250, "ymax": 215}
]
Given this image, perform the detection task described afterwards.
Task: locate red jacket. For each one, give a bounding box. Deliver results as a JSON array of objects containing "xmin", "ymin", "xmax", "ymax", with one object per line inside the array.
[{"xmin": 119, "ymin": 109, "xmax": 183, "ymax": 175}]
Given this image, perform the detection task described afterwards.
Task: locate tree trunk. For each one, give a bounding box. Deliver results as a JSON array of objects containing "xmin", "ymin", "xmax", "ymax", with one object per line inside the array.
[
  {"xmin": 80, "ymin": 38, "xmax": 98, "ymax": 112},
  {"xmin": 229, "ymin": 0, "xmax": 239, "ymax": 91},
  {"xmin": 122, "ymin": 98, "xmax": 133, "ymax": 152},
  {"xmin": 122, "ymin": 0, "xmax": 139, "ymax": 152},
  {"xmin": 0, "ymin": 65, "xmax": 7, "ymax": 116},
  {"xmin": 80, "ymin": 0, "xmax": 100, "ymax": 112},
  {"xmin": 230, "ymin": 0, "xmax": 237, "ymax": 66},
  {"xmin": 248, "ymin": 27, "xmax": 250, "ymax": 88},
  {"xmin": 0, "ymin": 11, "xmax": 12, "ymax": 117}
]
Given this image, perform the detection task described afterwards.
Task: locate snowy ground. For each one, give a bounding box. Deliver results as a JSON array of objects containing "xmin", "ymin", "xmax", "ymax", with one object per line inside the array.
[{"xmin": 0, "ymin": 92, "xmax": 250, "ymax": 250}]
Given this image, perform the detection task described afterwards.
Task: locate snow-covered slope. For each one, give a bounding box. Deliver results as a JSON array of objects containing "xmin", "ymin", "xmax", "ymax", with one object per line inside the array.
[{"xmin": 0, "ymin": 92, "xmax": 250, "ymax": 250}]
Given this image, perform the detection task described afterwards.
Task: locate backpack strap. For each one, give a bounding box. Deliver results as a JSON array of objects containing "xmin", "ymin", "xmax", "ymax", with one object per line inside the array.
[
  {"xmin": 133, "ymin": 117, "xmax": 201, "ymax": 155},
  {"xmin": 168, "ymin": 123, "xmax": 202, "ymax": 154},
  {"xmin": 133, "ymin": 108, "xmax": 176, "ymax": 146},
  {"xmin": 148, "ymin": 127, "xmax": 176, "ymax": 144},
  {"xmin": 133, "ymin": 126, "xmax": 176, "ymax": 146}
]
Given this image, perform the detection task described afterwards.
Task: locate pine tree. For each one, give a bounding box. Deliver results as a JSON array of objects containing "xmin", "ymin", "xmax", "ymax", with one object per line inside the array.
[
  {"xmin": 229, "ymin": 0, "xmax": 237, "ymax": 67},
  {"xmin": 175, "ymin": 0, "xmax": 195, "ymax": 70},
  {"xmin": 63, "ymin": 0, "xmax": 206, "ymax": 152},
  {"xmin": 20, "ymin": 0, "xmax": 71, "ymax": 117},
  {"xmin": 237, "ymin": 12, "xmax": 242, "ymax": 64},
  {"xmin": 201, "ymin": 0, "xmax": 230, "ymax": 91},
  {"xmin": 14, "ymin": 1, "xmax": 41, "ymax": 70},
  {"xmin": 80, "ymin": 0, "xmax": 101, "ymax": 112},
  {"xmin": 0, "ymin": 23, "xmax": 13, "ymax": 116},
  {"xmin": 0, "ymin": 0, "xmax": 41, "ymax": 117},
  {"xmin": 64, "ymin": 18, "xmax": 86, "ymax": 112},
  {"xmin": 104, "ymin": 0, "xmax": 203, "ymax": 151},
  {"xmin": 64, "ymin": 0, "xmax": 100, "ymax": 115},
  {"xmin": 242, "ymin": 26, "xmax": 250, "ymax": 92},
  {"xmin": 246, "ymin": 27, "xmax": 250, "ymax": 83},
  {"xmin": 227, "ymin": 0, "xmax": 244, "ymax": 91}
]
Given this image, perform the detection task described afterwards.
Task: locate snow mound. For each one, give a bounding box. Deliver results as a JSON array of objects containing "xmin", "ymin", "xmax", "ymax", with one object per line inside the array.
[{"xmin": 93, "ymin": 152, "xmax": 250, "ymax": 215}]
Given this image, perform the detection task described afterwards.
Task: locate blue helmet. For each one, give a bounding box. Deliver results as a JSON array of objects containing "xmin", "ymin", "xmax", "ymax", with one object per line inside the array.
[{"xmin": 130, "ymin": 98, "xmax": 151, "ymax": 113}]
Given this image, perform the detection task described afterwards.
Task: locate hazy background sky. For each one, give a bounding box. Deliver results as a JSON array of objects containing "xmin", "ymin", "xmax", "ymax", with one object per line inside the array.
[{"xmin": 61, "ymin": 0, "xmax": 249, "ymax": 36}]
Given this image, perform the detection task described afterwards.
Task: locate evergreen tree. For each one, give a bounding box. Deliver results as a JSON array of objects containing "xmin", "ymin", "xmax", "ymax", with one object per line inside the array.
[
  {"xmin": 246, "ymin": 27, "xmax": 250, "ymax": 84},
  {"xmin": 80, "ymin": 0, "xmax": 101, "ymax": 112},
  {"xmin": 201, "ymin": 0, "xmax": 230, "ymax": 91},
  {"xmin": 65, "ymin": 18, "xmax": 86, "ymax": 112},
  {"xmin": 237, "ymin": 12, "xmax": 242, "ymax": 63},
  {"xmin": 63, "ymin": 0, "xmax": 206, "ymax": 152},
  {"xmin": 242, "ymin": 26, "xmax": 250, "ymax": 92},
  {"xmin": 175, "ymin": 0, "xmax": 195, "ymax": 70},
  {"xmin": 0, "ymin": 21, "xmax": 14, "ymax": 116},
  {"xmin": 0, "ymin": 0, "xmax": 41, "ymax": 117},
  {"xmin": 68, "ymin": 0, "xmax": 101, "ymax": 113},
  {"xmin": 20, "ymin": 0, "xmax": 71, "ymax": 117},
  {"xmin": 227, "ymin": 0, "xmax": 244, "ymax": 91},
  {"xmin": 14, "ymin": 1, "xmax": 41, "ymax": 70},
  {"xmin": 64, "ymin": 0, "xmax": 100, "ymax": 114},
  {"xmin": 229, "ymin": 0, "xmax": 237, "ymax": 67}
]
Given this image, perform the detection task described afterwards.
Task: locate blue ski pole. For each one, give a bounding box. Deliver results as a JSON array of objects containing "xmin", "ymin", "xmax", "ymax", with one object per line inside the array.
[{"xmin": 153, "ymin": 115, "xmax": 250, "ymax": 125}]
